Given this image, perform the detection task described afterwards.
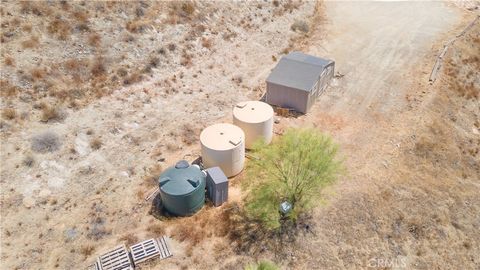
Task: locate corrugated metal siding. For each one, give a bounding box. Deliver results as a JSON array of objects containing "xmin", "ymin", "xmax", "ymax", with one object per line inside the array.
[{"xmin": 266, "ymin": 82, "xmax": 310, "ymax": 113}]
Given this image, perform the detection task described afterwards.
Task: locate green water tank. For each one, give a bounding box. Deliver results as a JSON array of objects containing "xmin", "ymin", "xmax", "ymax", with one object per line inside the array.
[{"xmin": 158, "ymin": 160, "xmax": 206, "ymax": 216}]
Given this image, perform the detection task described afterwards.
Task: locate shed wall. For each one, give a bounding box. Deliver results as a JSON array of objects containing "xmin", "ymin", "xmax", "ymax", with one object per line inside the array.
[{"xmin": 266, "ymin": 82, "xmax": 309, "ymax": 113}]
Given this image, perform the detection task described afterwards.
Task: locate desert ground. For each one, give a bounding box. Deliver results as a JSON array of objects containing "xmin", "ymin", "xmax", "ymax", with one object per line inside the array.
[{"xmin": 1, "ymin": 1, "xmax": 479, "ymax": 269}]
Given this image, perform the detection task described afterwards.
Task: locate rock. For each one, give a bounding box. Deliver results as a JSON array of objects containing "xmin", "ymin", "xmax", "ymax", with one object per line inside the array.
[
  {"xmin": 23, "ymin": 197, "xmax": 36, "ymax": 208},
  {"xmin": 38, "ymin": 189, "xmax": 52, "ymax": 197},
  {"xmin": 75, "ymin": 133, "xmax": 91, "ymax": 156},
  {"xmin": 274, "ymin": 119, "xmax": 280, "ymax": 124}
]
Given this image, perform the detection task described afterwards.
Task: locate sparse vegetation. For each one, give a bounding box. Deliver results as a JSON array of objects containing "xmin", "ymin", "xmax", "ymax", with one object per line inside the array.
[
  {"xmin": 90, "ymin": 138, "xmax": 102, "ymax": 150},
  {"xmin": 2, "ymin": 108, "xmax": 16, "ymax": 120},
  {"xmin": 290, "ymin": 20, "xmax": 309, "ymax": 33},
  {"xmin": 119, "ymin": 233, "xmax": 138, "ymax": 246},
  {"xmin": 22, "ymin": 155, "xmax": 35, "ymax": 167},
  {"xmin": 80, "ymin": 245, "xmax": 95, "ymax": 259},
  {"xmin": 21, "ymin": 35, "xmax": 40, "ymax": 49},
  {"xmin": 31, "ymin": 131, "xmax": 61, "ymax": 153},
  {"xmin": 40, "ymin": 104, "xmax": 63, "ymax": 122}
]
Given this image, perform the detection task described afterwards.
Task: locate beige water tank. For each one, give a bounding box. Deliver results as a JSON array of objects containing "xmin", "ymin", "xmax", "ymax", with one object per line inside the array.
[
  {"xmin": 200, "ymin": 123, "xmax": 245, "ymax": 177},
  {"xmin": 233, "ymin": 101, "xmax": 274, "ymax": 149}
]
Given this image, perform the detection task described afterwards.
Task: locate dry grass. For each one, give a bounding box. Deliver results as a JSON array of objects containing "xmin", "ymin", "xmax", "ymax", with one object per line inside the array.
[
  {"xmin": 180, "ymin": 123, "xmax": 197, "ymax": 145},
  {"xmin": 2, "ymin": 108, "xmax": 16, "ymax": 120},
  {"xmin": 31, "ymin": 131, "xmax": 61, "ymax": 153},
  {"xmin": 80, "ymin": 245, "xmax": 95, "ymax": 259},
  {"xmin": 21, "ymin": 36, "xmax": 39, "ymax": 49},
  {"xmin": 47, "ymin": 18, "xmax": 71, "ymax": 40},
  {"xmin": 40, "ymin": 104, "xmax": 63, "ymax": 122},
  {"xmin": 146, "ymin": 223, "xmax": 166, "ymax": 237},
  {"xmin": 144, "ymin": 164, "xmax": 163, "ymax": 187},
  {"xmin": 4, "ymin": 56, "xmax": 15, "ymax": 66},
  {"xmin": 291, "ymin": 20, "xmax": 309, "ymax": 33},
  {"xmin": 201, "ymin": 37, "xmax": 213, "ymax": 49},
  {"xmin": 31, "ymin": 68, "xmax": 46, "ymax": 80},
  {"xmin": 90, "ymin": 57, "xmax": 106, "ymax": 77},
  {"xmin": 23, "ymin": 155, "xmax": 35, "ymax": 167},
  {"xmin": 0, "ymin": 81, "xmax": 18, "ymax": 97},
  {"xmin": 88, "ymin": 33, "xmax": 101, "ymax": 47},
  {"xmin": 119, "ymin": 233, "xmax": 138, "ymax": 246}
]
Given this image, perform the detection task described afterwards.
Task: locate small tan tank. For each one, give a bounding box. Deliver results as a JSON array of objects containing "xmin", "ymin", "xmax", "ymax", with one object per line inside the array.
[
  {"xmin": 200, "ymin": 123, "xmax": 245, "ymax": 177},
  {"xmin": 233, "ymin": 101, "xmax": 274, "ymax": 149}
]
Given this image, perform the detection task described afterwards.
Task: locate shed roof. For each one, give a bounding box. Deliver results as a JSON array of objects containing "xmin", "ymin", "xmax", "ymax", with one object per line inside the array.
[{"xmin": 266, "ymin": 51, "xmax": 333, "ymax": 92}]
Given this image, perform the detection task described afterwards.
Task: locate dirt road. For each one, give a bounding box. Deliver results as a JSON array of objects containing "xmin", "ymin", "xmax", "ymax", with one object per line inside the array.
[
  {"xmin": 282, "ymin": 2, "xmax": 478, "ymax": 269},
  {"xmin": 313, "ymin": 1, "xmax": 460, "ymax": 116}
]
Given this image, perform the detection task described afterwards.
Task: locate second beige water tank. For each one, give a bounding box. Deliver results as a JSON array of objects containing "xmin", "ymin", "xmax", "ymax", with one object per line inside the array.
[
  {"xmin": 200, "ymin": 123, "xmax": 245, "ymax": 177},
  {"xmin": 233, "ymin": 101, "xmax": 274, "ymax": 149}
]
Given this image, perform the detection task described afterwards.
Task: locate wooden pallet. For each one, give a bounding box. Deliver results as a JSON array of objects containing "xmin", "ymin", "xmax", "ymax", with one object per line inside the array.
[
  {"xmin": 156, "ymin": 236, "xmax": 173, "ymax": 260},
  {"xmin": 129, "ymin": 236, "xmax": 172, "ymax": 265},
  {"xmin": 130, "ymin": 238, "xmax": 161, "ymax": 264},
  {"xmin": 97, "ymin": 245, "xmax": 134, "ymax": 270}
]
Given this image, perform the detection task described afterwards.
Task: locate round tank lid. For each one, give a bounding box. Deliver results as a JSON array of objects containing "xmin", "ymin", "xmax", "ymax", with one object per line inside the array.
[
  {"xmin": 200, "ymin": 123, "xmax": 244, "ymax": 151},
  {"xmin": 160, "ymin": 177, "xmax": 199, "ymax": 195},
  {"xmin": 175, "ymin": 160, "xmax": 190, "ymax": 169},
  {"xmin": 233, "ymin": 101, "xmax": 274, "ymax": 124}
]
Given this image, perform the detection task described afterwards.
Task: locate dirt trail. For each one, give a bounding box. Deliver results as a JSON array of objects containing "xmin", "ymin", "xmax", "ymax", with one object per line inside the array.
[
  {"xmin": 277, "ymin": 2, "xmax": 478, "ymax": 269},
  {"xmin": 312, "ymin": 1, "xmax": 460, "ymax": 116}
]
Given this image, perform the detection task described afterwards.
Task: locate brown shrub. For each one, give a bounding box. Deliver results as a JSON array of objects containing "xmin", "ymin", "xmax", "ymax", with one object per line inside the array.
[
  {"xmin": 146, "ymin": 223, "xmax": 166, "ymax": 236},
  {"xmin": 90, "ymin": 58, "xmax": 106, "ymax": 77},
  {"xmin": 126, "ymin": 20, "xmax": 147, "ymax": 33},
  {"xmin": 88, "ymin": 33, "xmax": 101, "ymax": 47},
  {"xmin": 31, "ymin": 68, "xmax": 46, "ymax": 80},
  {"xmin": 180, "ymin": 51, "xmax": 193, "ymax": 67},
  {"xmin": 80, "ymin": 245, "xmax": 95, "ymax": 258},
  {"xmin": 171, "ymin": 222, "xmax": 205, "ymax": 246},
  {"xmin": 0, "ymin": 81, "xmax": 18, "ymax": 97},
  {"xmin": 291, "ymin": 20, "xmax": 309, "ymax": 33},
  {"xmin": 22, "ymin": 36, "xmax": 40, "ymax": 49},
  {"xmin": 119, "ymin": 233, "xmax": 138, "ymax": 246},
  {"xmin": 90, "ymin": 138, "xmax": 102, "ymax": 150},
  {"xmin": 144, "ymin": 164, "xmax": 163, "ymax": 186},
  {"xmin": 47, "ymin": 18, "xmax": 71, "ymax": 40},
  {"xmin": 181, "ymin": 2, "xmax": 195, "ymax": 16},
  {"xmin": 40, "ymin": 104, "xmax": 63, "ymax": 122},
  {"xmin": 201, "ymin": 37, "xmax": 212, "ymax": 49},
  {"xmin": 181, "ymin": 124, "xmax": 197, "ymax": 145},
  {"xmin": 2, "ymin": 108, "xmax": 16, "ymax": 120},
  {"xmin": 22, "ymin": 24, "xmax": 32, "ymax": 33},
  {"xmin": 4, "ymin": 56, "xmax": 15, "ymax": 66},
  {"xmin": 123, "ymin": 71, "xmax": 142, "ymax": 85},
  {"xmin": 72, "ymin": 10, "xmax": 88, "ymax": 23}
]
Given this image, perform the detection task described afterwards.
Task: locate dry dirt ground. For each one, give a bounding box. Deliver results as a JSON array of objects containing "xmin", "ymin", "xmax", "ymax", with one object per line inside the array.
[{"xmin": 1, "ymin": 1, "xmax": 479, "ymax": 270}]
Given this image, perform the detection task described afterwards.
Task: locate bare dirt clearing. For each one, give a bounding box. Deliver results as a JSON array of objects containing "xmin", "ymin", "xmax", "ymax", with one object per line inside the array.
[{"xmin": 1, "ymin": 1, "xmax": 479, "ymax": 270}]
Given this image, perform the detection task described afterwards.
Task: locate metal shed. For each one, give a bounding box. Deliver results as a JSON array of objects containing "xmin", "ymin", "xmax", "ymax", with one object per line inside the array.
[
  {"xmin": 266, "ymin": 51, "xmax": 335, "ymax": 113},
  {"xmin": 205, "ymin": 167, "xmax": 228, "ymax": 207}
]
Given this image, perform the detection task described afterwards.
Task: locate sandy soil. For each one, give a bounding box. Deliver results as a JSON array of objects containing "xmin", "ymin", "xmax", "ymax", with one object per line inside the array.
[{"xmin": 1, "ymin": 1, "xmax": 479, "ymax": 270}]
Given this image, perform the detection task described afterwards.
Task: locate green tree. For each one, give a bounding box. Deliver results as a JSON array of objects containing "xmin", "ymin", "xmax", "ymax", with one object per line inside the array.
[{"xmin": 244, "ymin": 128, "xmax": 342, "ymax": 230}]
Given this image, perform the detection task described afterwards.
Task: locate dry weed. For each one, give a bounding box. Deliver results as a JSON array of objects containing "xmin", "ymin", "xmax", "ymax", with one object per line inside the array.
[
  {"xmin": 31, "ymin": 131, "xmax": 61, "ymax": 153},
  {"xmin": 40, "ymin": 104, "xmax": 63, "ymax": 122},
  {"xmin": 90, "ymin": 138, "xmax": 102, "ymax": 150},
  {"xmin": 21, "ymin": 36, "xmax": 39, "ymax": 49},
  {"xmin": 2, "ymin": 108, "xmax": 16, "ymax": 120},
  {"xmin": 119, "ymin": 233, "xmax": 138, "ymax": 246}
]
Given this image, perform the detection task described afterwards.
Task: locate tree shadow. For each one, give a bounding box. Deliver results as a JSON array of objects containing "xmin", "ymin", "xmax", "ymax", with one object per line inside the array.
[{"xmin": 223, "ymin": 203, "xmax": 316, "ymax": 260}]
